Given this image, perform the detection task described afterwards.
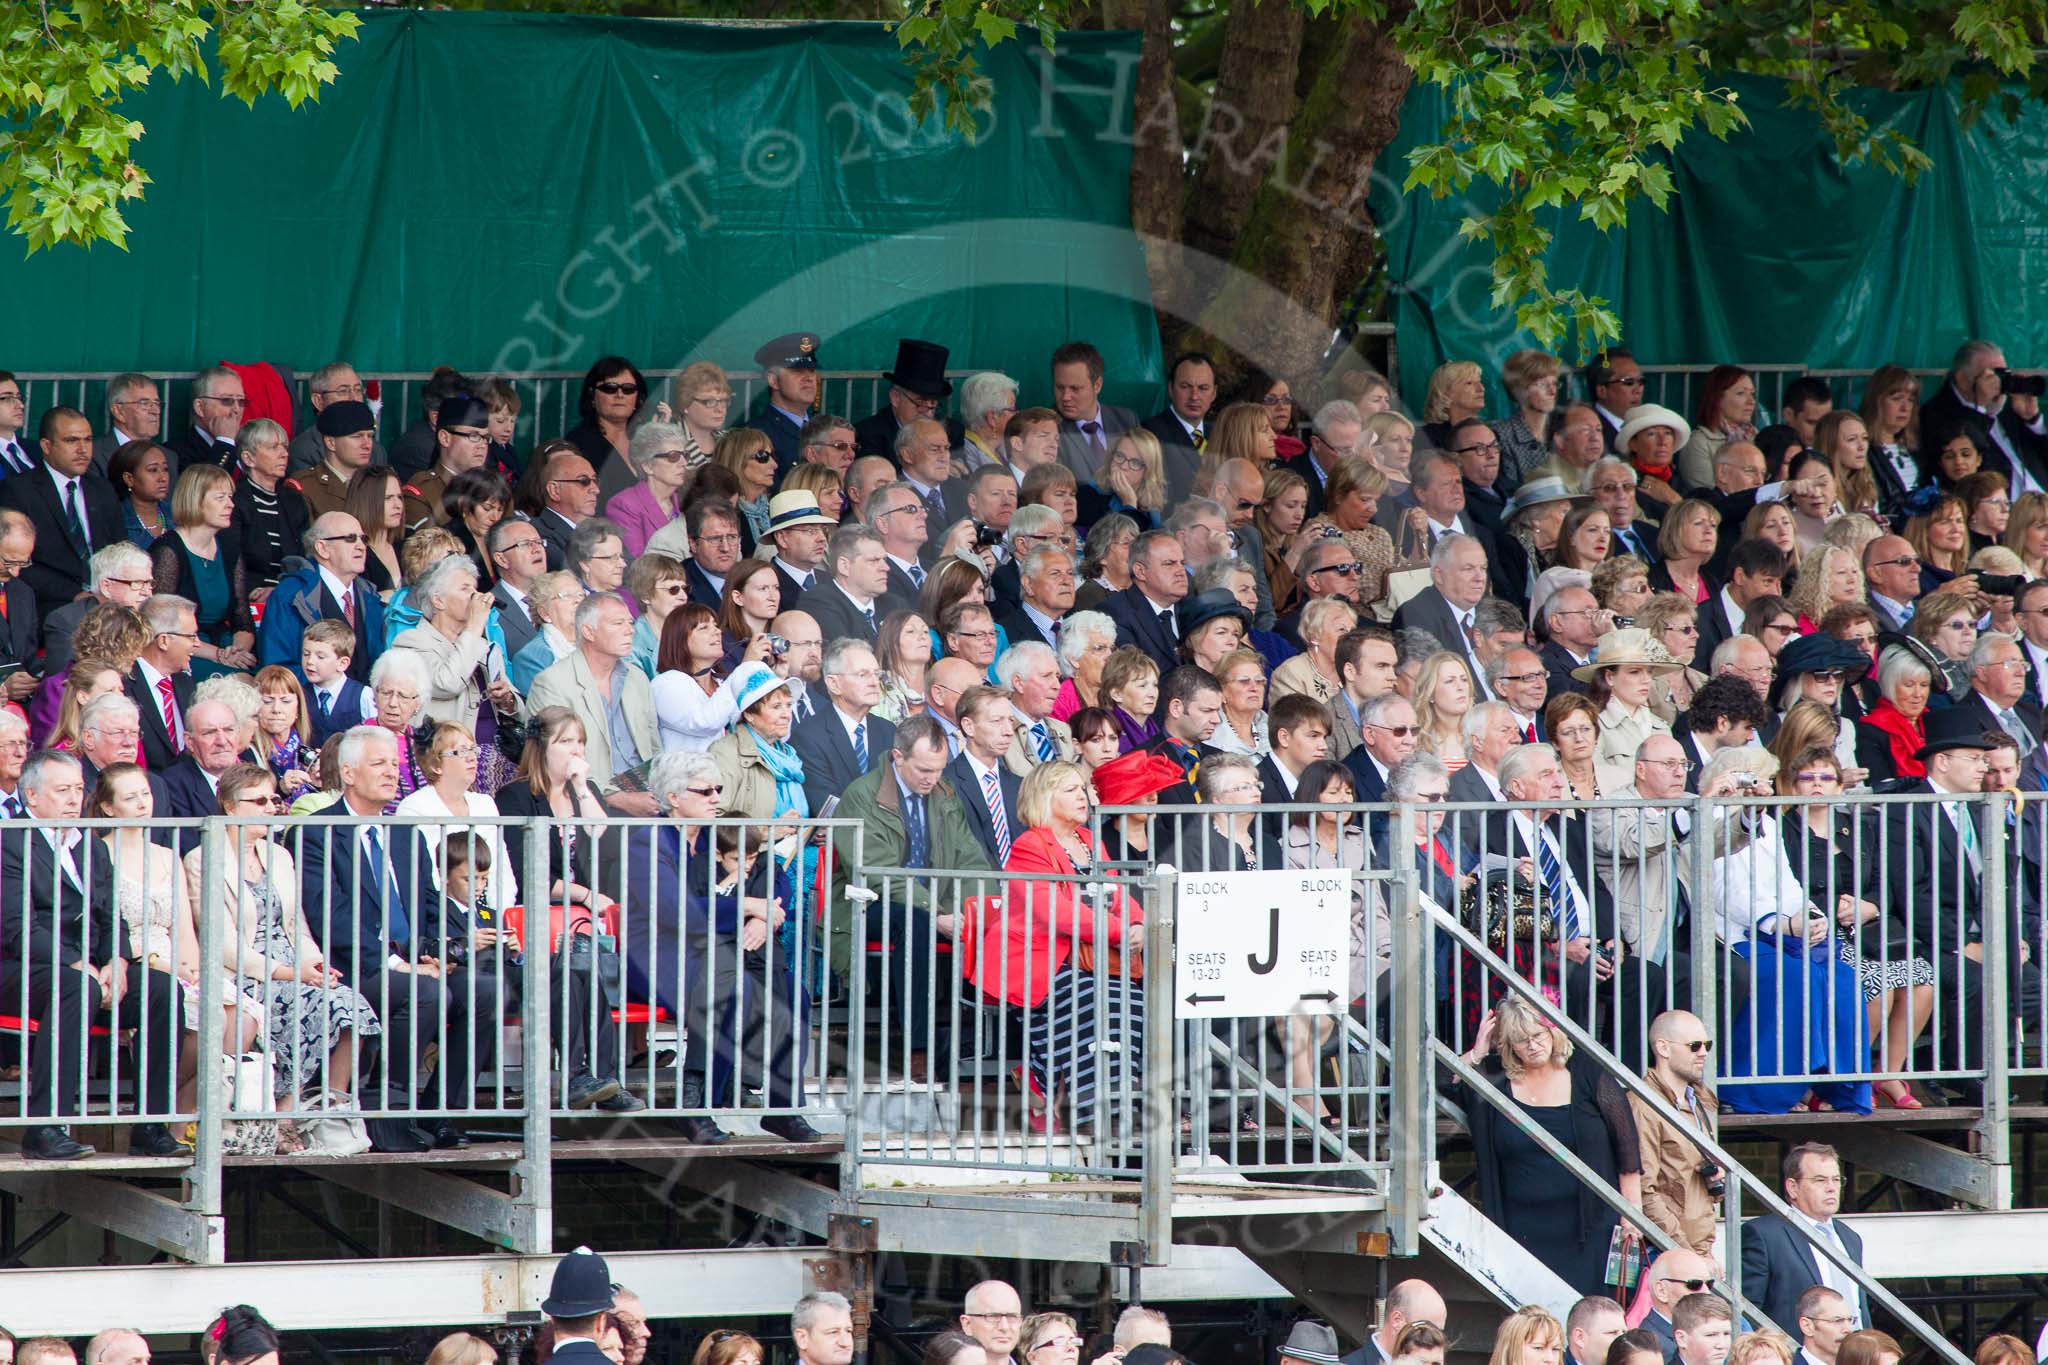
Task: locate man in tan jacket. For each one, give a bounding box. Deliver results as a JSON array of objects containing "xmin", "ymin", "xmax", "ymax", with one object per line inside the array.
[{"xmin": 1629, "ymin": 1009, "xmax": 1722, "ymax": 1255}]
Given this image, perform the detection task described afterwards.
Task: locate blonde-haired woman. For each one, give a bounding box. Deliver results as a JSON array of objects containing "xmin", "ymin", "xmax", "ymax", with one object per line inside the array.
[
  {"xmin": 423, "ymin": 1333, "xmax": 498, "ymax": 1365},
  {"xmin": 672, "ymin": 359, "xmax": 732, "ymax": 469},
  {"xmin": 1270, "ymin": 598, "xmax": 1357, "ymax": 706},
  {"xmin": 1815, "ymin": 410, "xmax": 1880, "ymax": 518},
  {"xmin": 1421, "ymin": 360, "xmax": 1486, "ymax": 450},
  {"xmin": 1636, "ymin": 593, "xmax": 1708, "ymax": 720},
  {"xmin": 1488, "ymin": 1309, "xmax": 1567, "ymax": 1365},
  {"xmin": 1094, "ymin": 428, "xmax": 1168, "ymax": 528},
  {"xmin": 1413, "ymin": 651, "xmax": 1474, "ymax": 773},
  {"xmin": 2004, "ymin": 490, "xmax": 2048, "ymax": 578},
  {"xmin": 715, "ymin": 427, "xmax": 777, "ymax": 546},
  {"xmin": 1728, "ymin": 1333, "xmax": 1797, "ymax": 1365},
  {"xmin": 1458, "ymin": 995, "xmax": 1643, "ymax": 1296},
  {"xmin": 1789, "ymin": 542, "xmax": 1864, "ymax": 631},
  {"xmin": 1363, "ymin": 410, "xmax": 1417, "ymax": 500},
  {"xmin": 151, "ymin": 463, "xmax": 256, "ymax": 679}
]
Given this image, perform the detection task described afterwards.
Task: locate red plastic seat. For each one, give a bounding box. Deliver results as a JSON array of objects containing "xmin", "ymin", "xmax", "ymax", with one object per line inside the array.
[{"xmin": 0, "ymin": 1014, "xmax": 114, "ymax": 1038}]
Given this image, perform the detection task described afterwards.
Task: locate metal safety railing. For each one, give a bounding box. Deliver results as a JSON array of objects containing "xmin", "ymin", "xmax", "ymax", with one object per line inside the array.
[
  {"xmin": 1633, "ymin": 365, "xmax": 1944, "ymax": 424},
  {"xmin": 8, "ymin": 369, "xmax": 973, "ymax": 460}
]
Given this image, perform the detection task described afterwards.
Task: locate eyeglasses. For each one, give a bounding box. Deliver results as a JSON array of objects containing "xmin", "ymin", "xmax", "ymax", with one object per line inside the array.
[
  {"xmin": 699, "ymin": 533, "xmax": 742, "ymax": 547},
  {"xmin": 1496, "ymin": 671, "xmax": 1544, "ymax": 685},
  {"xmin": 444, "ymin": 427, "xmax": 488, "ymax": 443},
  {"xmin": 551, "ymin": 475, "xmax": 598, "ymax": 488},
  {"xmin": 951, "ymin": 629, "xmax": 997, "ymax": 642},
  {"xmin": 495, "ymin": 537, "xmax": 544, "ymax": 555},
  {"xmin": 1590, "ymin": 481, "xmax": 1637, "ymax": 495},
  {"xmin": 1638, "ymin": 756, "xmax": 1696, "ymax": 774},
  {"xmin": 691, "ymin": 393, "xmax": 734, "ymax": 405},
  {"xmin": 1795, "ymin": 770, "xmax": 1840, "ymax": 784},
  {"xmin": 314, "ymin": 384, "xmax": 365, "ymax": 400},
  {"xmin": 964, "ymin": 1314, "xmax": 1023, "ymax": 1325},
  {"xmin": 685, "ymin": 784, "xmax": 725, "ymax": 797},
  {"xmin": 1454, "ymin": 441, "xmax": 1500, "ymax": 456},
  {"xmin": 1311, "ymin": 562, "xmax": 1362, "ymax": 577},
  {"xmin": 439, "ymin": 744, "xmax": 481, "ymax": 760},
  {"xmin": 114, "ymin": 396, "xmax": 164, "ymax": 410},
  {"xmin": 593, "ymin": 381, "xmax": 641, "ymax": 396},
  {"xmin": 201, "ymin": 394, "xmax": 248, "ymax": 407},
  {"xmin": 374, "ymin": 689, "xmax": 420, "ymax": 704},
  {"xmin": 1551, "ymin": 607, "xmax": 1598, "ymax": 620},
  {"xmin": 1940, "ymin": 618, "xmax": 1974, "ymax": 632},
  {"xmin": 1366, "ymin": 723, "xmax": 1418, "ymax": 737},
  {"xmin": 0, "ymin": 556, "xmax": 31, "ymax": 571},
  {"xmin": 1682, "ymin": 1039, "xmax": 1714, "ymax": 1053},
  {"xmin": 320, "ymin": 532, "xmax": 366, "ymax": 545},
  {"xmin": 586, "ymin": 551, "xmax": 625, "ymax": 563}
]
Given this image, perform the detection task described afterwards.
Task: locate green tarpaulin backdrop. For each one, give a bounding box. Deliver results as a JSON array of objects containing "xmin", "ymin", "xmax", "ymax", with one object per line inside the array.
[
  {"xmin": 0, "ymin": 12, "xmax": 1162, "ymax": 406},
  {"xmin": 1372, "ymin": 71, "xmax": 2048, "ymax": 412}
]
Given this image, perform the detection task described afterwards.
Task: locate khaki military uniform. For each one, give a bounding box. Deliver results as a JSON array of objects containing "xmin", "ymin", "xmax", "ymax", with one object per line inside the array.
[
  {"xmin": 402, "ymin": 466, "xmax": 452, "ymax": 534},
  {"xmin": 288, "ymin": 461, "xmax": 355, "ymax": 522}
]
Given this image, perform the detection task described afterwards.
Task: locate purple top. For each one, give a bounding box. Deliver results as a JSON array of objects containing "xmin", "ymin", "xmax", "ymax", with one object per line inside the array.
[
  {"xmin": 1112, "ymin": 705, "xmax": 1160, "ymax": 754},
  {"xmin": 604, "ymin": 481, "xmax": 683, "ymax": 560}
]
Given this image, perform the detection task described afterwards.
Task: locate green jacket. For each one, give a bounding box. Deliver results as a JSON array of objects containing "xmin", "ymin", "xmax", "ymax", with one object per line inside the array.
[{"xmin": 827, "ymin": 761, "xmax": 997, "ymax": 976}]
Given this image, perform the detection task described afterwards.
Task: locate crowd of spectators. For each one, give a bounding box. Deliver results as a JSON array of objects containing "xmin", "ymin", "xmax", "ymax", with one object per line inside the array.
[{"xmin": 0, "ymin": 335, "xmax": 2042, "ymax": 1160}]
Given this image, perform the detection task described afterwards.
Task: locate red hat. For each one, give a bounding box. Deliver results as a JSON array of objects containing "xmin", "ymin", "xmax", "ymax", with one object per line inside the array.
[{"xmin": 1091, "ymin": 750, "xmax": 1185, "ymax": 806}]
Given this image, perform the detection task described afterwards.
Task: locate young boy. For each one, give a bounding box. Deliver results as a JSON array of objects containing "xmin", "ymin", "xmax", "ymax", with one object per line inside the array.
[
  {"xmin": 433, "ymin": 834, "xmax": 642, "ymax": 1114},
  {"xmin": 301, "ymin": 619, "xmax": 373, "ymax": 744}
]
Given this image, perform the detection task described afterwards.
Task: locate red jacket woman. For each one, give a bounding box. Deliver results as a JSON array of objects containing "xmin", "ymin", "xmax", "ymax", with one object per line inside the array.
[{"xmin": 971, "ymin": 824, "xmax": 1142, "ymax": 1008}]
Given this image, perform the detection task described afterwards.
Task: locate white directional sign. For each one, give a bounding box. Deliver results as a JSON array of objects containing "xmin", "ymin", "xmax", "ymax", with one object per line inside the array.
[{"xmin": 1174, "ymin": 868, "xmax": 1351, "ymax": 1019}]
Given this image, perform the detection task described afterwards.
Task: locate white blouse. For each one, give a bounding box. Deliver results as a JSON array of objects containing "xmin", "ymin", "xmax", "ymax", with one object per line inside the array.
[
  {"xmin": 391, "ymin": 786, "xmax": 518, "ymax": 911},
  {"xmin": 1709, "ymin": 814, "xmax": 1816, "ymax": 944},
  {"xmin": 649, "ymin": 669, "xmax": 742, "ymax": 753}
]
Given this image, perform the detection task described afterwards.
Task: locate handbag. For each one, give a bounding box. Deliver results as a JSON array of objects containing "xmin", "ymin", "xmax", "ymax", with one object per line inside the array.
[
  {"xmin": 297, "ymin": 1087, "xmax": 372, "ymax": 1157},
  {"xmin": 217, "ymin": 1052, "xmax": 279, "ymax": 1156},
  {"xmin": 1462, "ymin": 874, "xmax": 1557, "ymax": 953},
  {"xmin": 1072, "ymin": 879, "xmax": 1144, "ymax": 979}
]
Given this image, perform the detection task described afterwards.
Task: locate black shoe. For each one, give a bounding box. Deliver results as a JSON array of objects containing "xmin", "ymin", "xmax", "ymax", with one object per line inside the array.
[
  {"xmin": 128, "ymin": 1122, "xmax": 190, "ymax": 1157},
  {"xmin": 23, "ymin": 1125, "xmax": 93, "ymax": 1160},
  {"xmin": 366, "ymin": 1118, "xmax": 434, "ymax": 1153},
  {"xmin": 566, "ymin": 1074, "xmax": 622, "ymax": 1110},
  {"xmin": 428, "ymin": 1119, "xmax": 470, "ymax": 1150},
  {"xmin": 678, "ymin": 1114, "xmax": 730, "ymax": 1145},
  {"xmin": 596, "ymin": 1089, "xmax": 647, "ymax": 1113},
  {"xmin": 759, "ymin": 1114, "xmax": 824, "ymax": 1143}
]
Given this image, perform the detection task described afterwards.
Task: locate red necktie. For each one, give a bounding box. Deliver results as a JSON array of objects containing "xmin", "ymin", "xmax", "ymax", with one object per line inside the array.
[
  {"xmin": 156, "ymin": 676, "xmax": 180, "ymax": 752},
  {"xmin": 340, "ymin": 587, "xmax": 356, "ymax": 627}
]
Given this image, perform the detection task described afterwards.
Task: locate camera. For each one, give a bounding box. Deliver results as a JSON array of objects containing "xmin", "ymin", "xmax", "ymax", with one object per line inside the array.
[
  {"xmin": 1978, "ymin": 572, "xmax": 2028, "ymax": 598},
  {"xmin": 1998, "ymin": 368, "xmax": 2047, "ymax": 398},
  {"xmin": 763, "ymin": 633, "xmax": 790, "ymax": 657},
  {"xmin": 1699, "ymin": 1161, "xmax": 1727, "ymax": 1199},
  {"xmin": 973, "ymin": 521, "xmax": 1005, "ymax": 548},
  {"xmin": 1733, "ymin": 773, "xmax": 1763, "ymax": 791}
]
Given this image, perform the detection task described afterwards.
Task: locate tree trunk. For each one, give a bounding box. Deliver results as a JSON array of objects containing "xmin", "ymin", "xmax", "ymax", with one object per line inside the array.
[
  {"xmin": 1102, "ymin": 0, "xmax": 1186, "ymax": 328},
  {"xmin": 1180, "ymin": 0, "xmax": 1306, "ymax": 270},
  {"xmin": 1185, "ymin": 8, "xmax": 1413, "ymax": 388}
]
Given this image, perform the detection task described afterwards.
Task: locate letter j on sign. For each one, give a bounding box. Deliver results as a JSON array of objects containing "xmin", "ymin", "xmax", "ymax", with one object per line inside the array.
[{"xmin": 1174, "ymin": 869, "xmax": 1352, "ymax": 1019}]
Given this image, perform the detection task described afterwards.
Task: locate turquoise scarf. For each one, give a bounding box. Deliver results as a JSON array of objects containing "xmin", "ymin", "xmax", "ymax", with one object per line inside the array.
[{"xmin": 748, "ymin": 724, "xmax": 809, "ymax": 819}]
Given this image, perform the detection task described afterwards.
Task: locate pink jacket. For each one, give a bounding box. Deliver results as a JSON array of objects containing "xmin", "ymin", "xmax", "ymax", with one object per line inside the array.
[{"xmin": 604, "ymin": 482, "xmax": 683, "ymax": 559}]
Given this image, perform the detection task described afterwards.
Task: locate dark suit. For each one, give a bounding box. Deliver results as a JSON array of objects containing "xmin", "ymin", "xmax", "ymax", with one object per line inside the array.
[
  {"xmin": 1140, "ymin": 409, "xmax": 1206, "ymax": 507},
  {"xmin": 1098, "ymin": 585, "xmax": 1182, "ymax": 676},
  {"xmin": 156, "ymin": 755, "xmax": 221, "ymax": 823},
  {"xmin": 1953, "ymin": 688, "xmax": 2043, "ymax": 752},
  {"xmin": 789, "ymin": 705, "xmax": 894, "ymax": 816},
  {"xmin": 1639, "ymin": 1312, "xmax": 1676, "ymax": 1359},
  {"xmin": 1393, "ymin": 586, "xmax": 1487, "ymax": 682},
  {"xmin": 772, "ymin": 559, "xmax": 819, "ymax": 616},
  {"xmin": 1609, "ymin": 520, "xmax": 1660, "ymax": 566},
  {"xmin": 294, "ymin": 809, "xmax": 477, "ymax": 1112},
  {"xmin": 1692, "ymin": 589, "xmax": 1743, "ymax": 673},
  {"xmin": 996, "ymin": 602, "xmax": 1061, "ymax": 652},
  {"xmin": 1342, "ymin": 747, "xmax": 1391, "ymax": 803},
  {"xmin": 884, "ymin": 558, "xmax": 928, "ymax": 612},
  {"xmin": 683, "ymin": 558, "xmax": 726, "ymax": 612},
  {"xmin": 535, "ymin": 508, "xmax": 578, "ymax": 572},
  {"xmin": 168, "ymin": 426, "xmax": 237, "ymax": 474},
  {"xmin": 746, "ymin": 404, "xmax": 808, "ymax": 477},
  {"xmin": 492, "ymin": 581, "xmax": 540, "ymax": 662},
  {"xmin": 797, "ymin": 579, "xmax": 881, "ymax": 646},
  {"xmin": 947, "ymin": 752, "xmax": 1022, "ymax": 865},
  {"xmin": 0, "ymin": 825, "xmax": 179, "ymax": 1117},
  {"xmin": 1057, "ymin": 404, "xmax": 1139, "ymax": 482},
  {"xmin": 0, "ymin": 579, "xmax": 39, "ymax": 671},
  {"xmin": 852, "ymin": 407, "xmax": 903, "ymax": 463},
  {"xmin": 1740, "ymin": 1211, "xmax": 1869, "ymax": 1334},
  {"xmin": 0, "ymin": 463, "xmax": 123, "ymax": 624},
  {"xmin": 1282, "ymin": 450, "xmax": 1335, "ymax": 521},
  {"xmin": 1539, "ymin": 640, "xmax": 1592, "ymax": 699},
  {"xmin": 126, "ymin": 666, "xmax": 194, "ymax": 772}
]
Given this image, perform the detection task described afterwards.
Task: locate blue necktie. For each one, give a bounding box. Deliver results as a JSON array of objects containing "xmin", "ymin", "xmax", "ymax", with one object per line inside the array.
[
  {"xmin": 1032, "ymin": 722, "xmax": 1055, "ymax": 763},
  {"xmin": 908, "ymin": 563, "xmax": 926, "ymax": 590},
  {"xmin": 905, "ymin": 793, "xmax": 929, "ymax": 870},
  {"xmin": 862, "ymin": 604, "xmax": 876, "ymax": 635},
  {"xmin": 364, "ymin": 826, "xmax": 412, "ymax": 950},
  {"xmin": 853, "ymin": 719, "xmax": 868, "ymax": 771},
  {"xmin": 1536, "ymin": 827, "xmax": 1583, "ymax": 940}
]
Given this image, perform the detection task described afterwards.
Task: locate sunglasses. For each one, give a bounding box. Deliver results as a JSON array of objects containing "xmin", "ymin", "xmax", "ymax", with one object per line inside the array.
[
  {"xmin": 594, "ymin": 381, "xmax": 641, "ymax": 395},
  {"xmin": 1367, "ymin": 723, "xmax": 1418, "ymax": 737},
  {"xmin": 748, "ymin": 451, "xmax": 776, "ymax": 463},
  {"xmin": 1313, "ymin": 562, "xmax": 1363, "ymax": 577}
]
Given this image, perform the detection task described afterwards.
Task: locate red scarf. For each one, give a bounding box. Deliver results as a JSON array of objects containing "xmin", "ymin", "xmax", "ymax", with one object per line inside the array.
[{"xmin": 1861, "ymin": 699, "xmax": 1926, "ymax": 779}]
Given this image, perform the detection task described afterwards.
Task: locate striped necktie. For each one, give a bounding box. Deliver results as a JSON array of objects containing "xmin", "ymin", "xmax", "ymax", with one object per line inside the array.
[
  {"xmin": 1032, "ymin": 721, "xmax": 1056, "ymax": 763},
  {"xmin": 853, "ymin": 719, "xmax": 868, "ymax": 770},
  {"xmin": 982, "ymin": 768, "xmax": 1013, "ymax": 864},
  {"xmin": 1536, "ymin": 827, "xmax": 1583, "ymax": 940}
]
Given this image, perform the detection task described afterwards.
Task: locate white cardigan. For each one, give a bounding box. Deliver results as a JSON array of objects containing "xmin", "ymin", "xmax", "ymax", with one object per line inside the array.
[{"xmin": 391, "ymin": 786, "xmax": 519, "ymax": 911}]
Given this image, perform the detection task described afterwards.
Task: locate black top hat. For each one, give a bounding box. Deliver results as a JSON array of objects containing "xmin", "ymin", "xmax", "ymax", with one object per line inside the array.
[
  {"xmin": 541, "ymin": 1246, "xmax": 617, "ymax": 1318},
  {"xmin": 755, "ymin": 333, "xmax": 821, "ymax": 371},
  {"xmin": 1174, "ymin": 588, "xmax": 1252, "ymax": 640},
  {"xmin": 1914, "ymin": 706, "xmax": 2002, "ymax": 762},
  {"xmin": 883, "ymin": 339, "xmax": 952, "ymax": 398}
]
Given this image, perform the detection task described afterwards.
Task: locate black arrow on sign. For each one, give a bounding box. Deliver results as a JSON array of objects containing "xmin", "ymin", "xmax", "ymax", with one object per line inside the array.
[
  {"xmin": 1185, "ymin": 992, "xmax": 1225, "ymax": 1007},
  {"xmin": 1299, "ymin": 991, "xmax": 1339, "ymax": 1004}
]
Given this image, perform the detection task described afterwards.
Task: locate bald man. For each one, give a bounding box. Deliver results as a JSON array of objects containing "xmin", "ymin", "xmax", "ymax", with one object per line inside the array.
[
  {"xmin": 1640, "ymin": 1250, "xmax": 1720, "ymax": 1357},
  {"xmin": 1342, "ymin": 1279, "xmax": 1447, "ymax": 1365},
  {"xmin": 925, "ymin": 656, "xmax": 982, "ymax": 758},
  {"xmin": 1630, "ymin": 1009, "xmax": 1721, "ymax": 1256}
]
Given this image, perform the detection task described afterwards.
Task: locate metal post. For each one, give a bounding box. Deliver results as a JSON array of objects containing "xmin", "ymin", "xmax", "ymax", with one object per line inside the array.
[
  {"xmin": 511, "ymin": 817, "xmax": 553, "ymax": 1253},
  {"xmin": 839, "ymin": 829, "xmax": 870, "ymax": 1207},
  {"xmin": 1387, "ymin": 823, "xmax": 1428, "ymax": 1256},
  {"xmin": 1688, "ymin": 792, "xmax": 1716, "ymax": 1020},
  {"xmin": 1979, "ymin": 793, "xmax": 2014, "ymax": 1207},
  {"xmin": 1140, "ymin": 864, "xmax": 1177, "ymax": 1265},
  {"xmin": 187, "ymin": 818, "xmax": 228, "ymax": 1264}
]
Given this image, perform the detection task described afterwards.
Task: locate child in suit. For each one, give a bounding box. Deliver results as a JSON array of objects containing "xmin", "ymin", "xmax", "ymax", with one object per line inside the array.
[{"xmin": 302, "ymin": 619, "xmax": 373, "ymax": 744}]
